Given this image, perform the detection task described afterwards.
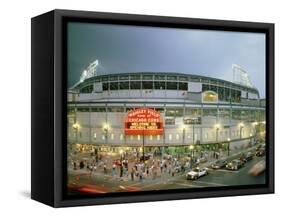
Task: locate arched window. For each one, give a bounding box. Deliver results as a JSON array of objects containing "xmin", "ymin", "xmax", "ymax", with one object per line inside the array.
[{"xmin": 202, "ymin": 91, "xmax": 218, "ymax": 102}]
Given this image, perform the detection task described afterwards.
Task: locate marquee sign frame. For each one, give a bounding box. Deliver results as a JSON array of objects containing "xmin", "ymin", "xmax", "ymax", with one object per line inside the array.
[{"xmin": 124, "ymin": 108, "xmax": 163, "ymax": 135}]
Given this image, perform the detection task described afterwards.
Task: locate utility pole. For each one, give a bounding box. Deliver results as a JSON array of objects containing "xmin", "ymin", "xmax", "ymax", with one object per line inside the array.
[{"xmin": 142, "ymin": 128, "xmax": 145, "ymax": 162}]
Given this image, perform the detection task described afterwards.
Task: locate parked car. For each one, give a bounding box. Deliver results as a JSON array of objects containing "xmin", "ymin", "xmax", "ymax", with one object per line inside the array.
[
  {"xmin": 197, "ymin": 157, "xmax": 207, "ymax": 163},
  {"xmin": 256, "ymin": 148, "xmax": 265, "ymax": 157},
  {"xmin": 226, "ymin": 159, "xmax": 244, "ymax": 170},
  {"xmin": 248, "ymin": 160, "xmax": 266, "ymax": 176},
  {"xmin": 240, "ymin": 152, "xmax": 254, "ymax": 163},
  {"xmin": 255, "ymin": 143, "xmax": 266, "ymax": 151},
  {"xmin": 186, "ymin": 167, "xmax": 208, "ymax": 180},
  {"xmin": 211, "ymin": 159, "xmax": 227, "ymax": 169}
]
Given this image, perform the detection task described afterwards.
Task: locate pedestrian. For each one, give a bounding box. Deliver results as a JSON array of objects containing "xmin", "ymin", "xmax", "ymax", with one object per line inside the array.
[
  {"xmin": 120, "ymin": 165, "xmax": 123, "ymax": 177},
  {"xmin": 86, "ymin": 162, "xmax": 91, "ymax": 171},
  {"xmin": 79, "ymin": 160, "xmax": 84, "ymax": 169},
  {"xmin": 171, "ymin": 167, "xmax": 175, "ymax": 177},
  {"xmin": 131, "ymin": 167, "xmax": 135, "ymax": 181},
  {"xmin": 112, "ymin": 163, "xmax": 116, "ymax": 176},
  {"xmin": 152, "ymin": 166, "xmax": 157, "ymax": 179},
  {"xmin": 95, "ymin": 155, "xmax": 98, "ymax": 163},
  {"xmin": 181, "ymin": 164, "xmax": 184, "ymax": 173},
  {"xmin": 103, "ymin": 164, "xmax": 107, "ymax": 174},
  {"xmin": 139, "ymin": 171, "xmax": 143, "ymax": 181},
  {"xmin": 91, "ymin": 167, "xmax": 95, "ymax": 179},
  {"xmin": 168, "ymin": 163, "xmax": 171, "ymax": 174}
]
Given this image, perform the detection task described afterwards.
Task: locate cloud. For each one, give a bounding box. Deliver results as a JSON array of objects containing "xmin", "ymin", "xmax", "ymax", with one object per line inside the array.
[{"xmin": 67, "ymin": 23, "xmax": 265, "ymax": 97}]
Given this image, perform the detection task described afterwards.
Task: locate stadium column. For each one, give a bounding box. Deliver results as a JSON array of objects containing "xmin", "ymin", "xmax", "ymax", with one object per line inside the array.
[
  {"xmin": 229, "ymin": 104, "xmax": 232, "ymax": 154},
  {"xmin": 105, "ymin": 105, "xmax": 108, "ymax": 145},
  {"xmin": 123, "ymin": 103, "xmax": 127, "ymax": 146},
  {"xmin": 200, "ymin": 104, "xmax": 203, "ymax": 144},
  {"xmin": 89, "ymin": 105, "xmax": 91, "ymax": 145},
  {"xmin": 182, "ymin": 104, "xmax": 186, "ymax": 146},
  {"xmin": 162, "ymin": 104, "xmax": 166, "ymax": 157}
]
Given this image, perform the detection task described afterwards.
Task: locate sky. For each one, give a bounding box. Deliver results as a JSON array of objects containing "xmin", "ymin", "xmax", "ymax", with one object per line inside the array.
[{"xmin": 67, "ymin": 22, "xmax": 266, "ymax": 97}]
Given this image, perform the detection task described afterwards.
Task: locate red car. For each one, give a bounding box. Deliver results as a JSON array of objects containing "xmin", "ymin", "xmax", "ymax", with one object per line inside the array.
[{"xmin": 248, "ymin": 160, "xmax": 266, "ymax": 176}]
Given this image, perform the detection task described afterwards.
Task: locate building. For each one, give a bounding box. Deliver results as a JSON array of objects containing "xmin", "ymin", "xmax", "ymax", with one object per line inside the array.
[{"xmin": 67, "ymin": 71, "xmax": 266, "ymax": 155}]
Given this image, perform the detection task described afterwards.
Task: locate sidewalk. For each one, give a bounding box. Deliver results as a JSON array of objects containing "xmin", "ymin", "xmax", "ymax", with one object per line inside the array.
[
  {"xmin": 200, "ymin": 144, "xmax": 260, "ymax": 168},
  {"xmin": 68, "ymin": 143, "xmax": 262, "ymax": 185}
]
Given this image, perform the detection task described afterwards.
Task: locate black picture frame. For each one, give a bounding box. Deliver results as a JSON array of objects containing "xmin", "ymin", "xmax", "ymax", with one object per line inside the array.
[{"xmin": 31, "ymin": 9, "xmax": 274, "ymax": 207}]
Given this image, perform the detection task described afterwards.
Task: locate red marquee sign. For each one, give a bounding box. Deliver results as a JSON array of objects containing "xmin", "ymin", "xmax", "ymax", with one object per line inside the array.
[{"xmin": 124, "ymin": 108, "xmax": 163, "ymax": 135}]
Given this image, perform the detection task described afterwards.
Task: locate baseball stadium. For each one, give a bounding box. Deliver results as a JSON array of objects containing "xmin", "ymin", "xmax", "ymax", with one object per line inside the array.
[{"xmin": 67, "ymin": 62, "xmax": 266, "ymax": 158}]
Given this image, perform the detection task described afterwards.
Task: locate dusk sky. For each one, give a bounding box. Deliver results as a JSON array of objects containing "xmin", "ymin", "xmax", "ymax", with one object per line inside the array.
[{"xmin": 67, "ymin": 22, "xmax": 266, "ymax": 97}]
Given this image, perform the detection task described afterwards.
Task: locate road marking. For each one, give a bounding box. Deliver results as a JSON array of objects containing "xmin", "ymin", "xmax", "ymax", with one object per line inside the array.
[
  {"xmin": 142, "ymin": 182, "xmax": 164, "ymax": 188},
  {"xmin": 79, "ymin": 187, "xmax": 106, "ymax": 194},
  {"xmin": 213, "ymin": 169, "xmax": 240, "ymax": 173},
  {"xmin": 175, "ymin": 182, "xmax": 204, "ymax": 188},
  {"xmin": 193, "ymin": 180, "xmax": 227, "ymax": 186}
]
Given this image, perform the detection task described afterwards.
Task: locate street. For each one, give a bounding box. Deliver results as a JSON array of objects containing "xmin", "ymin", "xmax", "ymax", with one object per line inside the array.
[{"xmin": 67, "ymin": 151, "xmax": 266, "ymax": 194}]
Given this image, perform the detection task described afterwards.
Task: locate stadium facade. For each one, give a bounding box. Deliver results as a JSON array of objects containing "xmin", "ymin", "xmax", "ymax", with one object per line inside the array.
[{"xmin": 67, "ymin": 69, "xmax": 266, "ymax": 155}]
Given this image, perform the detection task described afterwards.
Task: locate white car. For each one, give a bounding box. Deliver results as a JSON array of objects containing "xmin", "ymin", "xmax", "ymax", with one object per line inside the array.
[{"xmin": 186, "ymin": 167, "xmax": 208, "ymax": 180}]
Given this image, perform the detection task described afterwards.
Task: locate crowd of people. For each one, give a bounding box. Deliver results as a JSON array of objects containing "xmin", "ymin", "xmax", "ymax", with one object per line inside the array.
[
  {"xmin": 69, "ymin": 148, "xmax": 219, "ymax": 182},
  {"xmin": 69, "ymin": 142, "xmax": 257, "ymax": 182}
]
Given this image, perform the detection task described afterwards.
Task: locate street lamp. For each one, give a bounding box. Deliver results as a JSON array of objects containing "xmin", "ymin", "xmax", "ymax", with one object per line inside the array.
[
  {"xmin": 192, "ymin": 124, "xmax": 195, "ymax": 145},
  {"xmin": 142, "ymin": 128, "xmax": 145, "ymax": 162},
  {"xmin": 182, "ymin": 126, "xmax": 186, "ymax": 146},
  {"xmin": 227, "ymin": 137, "xmax": 231, "ymax": 156},
  {"xmin": 162, "ymin": 125, "xmax": 165, "ymax": 157},
  {"xmin": 261, "ymin": 121, "xmax": 266, "ymax": 141},
  {"xmin": 189, "ymin": 145, "xmax": 194, "ymax": 168},
  {"xmin": 119, "ymin": 149, "xmax": 124, "ymax": 161},
  {"xmin": 252, "ymin": 122, "xmax": 258, "ymax": 138},
  {"xmin": 103, "ymin": 123, "xmax": 110, "ymax": 143},
  {"xmin": 239, "ymin": 122, "xmax": 244, "ymax": 139},
  {"xmin": 73, "ymin": 122, "xmax": 80, "ymax": 130},
  {"xmin": 72, "ymin": 122, "xmax": 80, "ymax": 144},
  {"xmin": 251, "ymin": 121, "xmax": 259, "ymax": 145},
  {"xmin": 214, "ymin": 123, "xmax": 220, "ymax": 142}
]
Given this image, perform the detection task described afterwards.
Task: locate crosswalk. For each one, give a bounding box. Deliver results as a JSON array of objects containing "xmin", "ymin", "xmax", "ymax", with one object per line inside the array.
[
  {"xmin": 208, "ymin": 168, "xmax": 240, "ymax": 173},
  {"xmin": 193, "ymin": 180, "xmax": 227, "ymax": 186}
]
